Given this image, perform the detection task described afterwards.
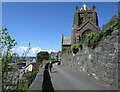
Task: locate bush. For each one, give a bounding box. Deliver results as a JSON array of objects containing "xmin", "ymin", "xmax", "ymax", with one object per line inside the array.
[
  {"xmin": 103, "ymin": 26, "xmax": 112, "ymax": 36},
  {"xmin": 78, "ymin": 41, "xmax": 83, "ymax": 50},
  {"xmin": 71, "ymin": 44, "xmax": 79, "ymax": 54},
  {"xmin": 85, "ymin": 32, "xmax": 97, "ymax": 48},
  {"xmin": 23, "ymin": 79, "xmax": 29, "ymax": 90},
  {"xmin": 111, "ymin": 18, "xmax": 120, "ymax": 28},
  {"xmin": 84, "ymin": 17, "xmax": 120, "ymax": 49},
  {"xmin": 67, "ymin": 48, "xmax": 71, "ymax": 54},
  {"xmin": 19, "ymin": 69, "xmax": 39, "ymax": 91},
  {"xmin": 97, "ymin": 31, "xmax": 104, "ymax": 39}
]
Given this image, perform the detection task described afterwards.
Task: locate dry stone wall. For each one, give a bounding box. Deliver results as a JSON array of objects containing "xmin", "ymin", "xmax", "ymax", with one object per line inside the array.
[{"xmin": 61, "ymin": 28, "xmax": 119, "ymax": 87}]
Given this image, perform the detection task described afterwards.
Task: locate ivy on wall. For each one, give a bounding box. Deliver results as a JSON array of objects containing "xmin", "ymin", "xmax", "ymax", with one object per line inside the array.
[{"xmin": 85, "ymin": 18, "xmax": 120, "ymax": 49}]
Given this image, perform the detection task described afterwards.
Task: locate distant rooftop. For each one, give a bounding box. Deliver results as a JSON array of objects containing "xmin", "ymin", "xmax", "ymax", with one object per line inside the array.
[{"xmin": 63, "ymin": 37, "xmax": 71, "ymax": 45}]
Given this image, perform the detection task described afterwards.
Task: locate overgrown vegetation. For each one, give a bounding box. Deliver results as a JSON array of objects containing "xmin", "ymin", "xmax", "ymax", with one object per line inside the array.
[
  {"xmin": 61, "ymin": 15, "xmax": 120, "ymax": 54},
  {"xmin": 0, "ymin": 28, "xmax": 18, "ymax": 90},
  {"xmin": 71, "ymin": 44, "xmax": 79, "ymax": 54},
  {"xmin": 101, "ymin": 13, "xmax": 119, "ymax": 31},
  {"xmin": 0, "ymin": 28, "xmax": 38, "ymax": 91},
  {"xmin": 67, "ymin": 48, "xmax": 71, "ymax": 54},
  {"xmin": 85, "ymin": 18, "xmax": 120, "ymax": 49},
  {"xmin": 85, "ymin": 32, "xmax": 97, "ymax": 49},
  {"xmin": 17, "ymin": 69, "xmax": 38, "ymax": 91},
  {"xmin": 78, "ymin": 41, "xmax": 83, "ymax": 50},
  {"xmin": 61, "ymin": 41, "xmax": 83, "ymax": 54}
]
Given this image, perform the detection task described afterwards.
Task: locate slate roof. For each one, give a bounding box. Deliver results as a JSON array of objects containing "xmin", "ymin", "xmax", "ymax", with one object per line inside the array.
[{"xmin": 63, "ymin": 37, "xmax": 71, "ymax": 45}]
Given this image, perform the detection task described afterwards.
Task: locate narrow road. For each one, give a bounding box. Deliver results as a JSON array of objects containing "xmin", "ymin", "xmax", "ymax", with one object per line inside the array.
[{"xmin": 50, "ymin": 64, "xmax": 118, "ymax": 90}]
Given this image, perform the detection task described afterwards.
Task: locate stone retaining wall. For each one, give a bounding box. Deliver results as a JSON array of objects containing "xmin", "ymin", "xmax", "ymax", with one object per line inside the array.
[{"xmin": 61, "ymin": 28, "xmax": 119, "ymax": 87}]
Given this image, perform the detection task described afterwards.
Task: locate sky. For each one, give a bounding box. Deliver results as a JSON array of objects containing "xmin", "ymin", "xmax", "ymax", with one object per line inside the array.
[{"xmin": 2, "ymin": 2, "xmax": 118, "ymax": 56}]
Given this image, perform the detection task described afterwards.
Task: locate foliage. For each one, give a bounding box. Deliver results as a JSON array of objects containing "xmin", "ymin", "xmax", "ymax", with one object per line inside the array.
[
  {"xmin": 67, "ymin": 48, "xmax": 71, "ymax": 54},
  {"xmin": 85, "ymin": 32, "xmax": 97, "ymax": 48},
  {"xmin": 103, "ymin": 26, "xmax": 112, "ymax": 36},
  {"xmin": 0, "ymin": 28, "xmax": 32, "ymax": 91},
  {"xmin": 0, "ymin": 28, "xmax": 17, "ymax": 90},
  {"xmin": 61, "ymin": 14, "xmax": 120, "ymax": 56},
  {"xmin": 18, "ymin": 69, "xmax": 38, "ymax": 91},
  {"xmin": 111, "ymin": 18, "xmax": 120, "ymax": 28},
  {"xmin": 85, "ymin": 18, "xmax": 120, "ymax": 49},
  {"xmin": 103, "ymin": 18, "xmax": 119, "ymax": 36},
  {"xmin": 101, "ymin": 13, "xmax": 119, "ymax": 31},
  {"xmin": 22, "ymin": 43, "xmax": 31, "ymax": 57},
  {"xmin": 36, "ymin": 51, "xmax": 49, "ymax": 63},
  {"xmin": 61, "ymin": 51, "xmax": 65, "ymax": 55},
  {"xmin": 71, "ymin": 44, "xmax": 79, "ymax": 54},
  {"xmin": 61, "ymin": 51, "xmax": 63, "ymax": 55},
  {"xmin": 78, "ymin": 41, "xmax": 83, "ymax": 50}
]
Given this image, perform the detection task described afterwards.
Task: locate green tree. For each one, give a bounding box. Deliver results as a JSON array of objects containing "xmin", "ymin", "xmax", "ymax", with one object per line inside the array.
[
  {"xmin": 0, "ymin": 28, "xmax": 17, "ymax": 90},
  {"xmin": 36, "ymin": 51, "xmax": 49, "ymax": 63},
  {"xmin": 0, "ymin": 28, "xmax": 36, "ymax": 91}
]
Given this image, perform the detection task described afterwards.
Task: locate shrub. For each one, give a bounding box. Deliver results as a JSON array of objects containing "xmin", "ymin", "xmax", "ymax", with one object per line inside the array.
[
  {"xmin": 71, "ymin": 44, "xmax": 79, "ymax": 54},
  {"xmin": 67, "ymin": 48, "xmax": 71, "ymax": 54},
  {"xmin": 85, "ymin": 32, "xmax": 96, "ymax": 48},
  {"xmin": 111, "ymin": 18, "xmax": 120, "ymax": 28},
  {"xmin": 97, "ymin": 31, "xmax": 104, "ymax": 39},
  {"xmin": 78, "ymin": 41, "xmax": 83, "ymax": 50},
  {"xmin": 61, "ymin": 51, "xmax": 63, "ymax": 55},
  {"xmin": 20, "ymin": 69, "xmax": 39, "ymax": 91},
  {"xmin": 23, "ymin": 79, "xmax": 29, "ymax": 90},
  {"xmin": 84, "ymin": 18, "xmax": 120, "ymax": 49},
  {"xmin": 103, "ymin": 26, "xmax": 112, "ymax": 36}
]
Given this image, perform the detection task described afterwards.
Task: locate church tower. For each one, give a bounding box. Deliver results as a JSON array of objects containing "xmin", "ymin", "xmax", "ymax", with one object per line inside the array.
[
  {"xmin": 62, "ymin": 3, "xmax": 100, "ymax": 51},
  {"xmin": 71, "ymin": 3, "xmax": 100, "ymax": 44}
]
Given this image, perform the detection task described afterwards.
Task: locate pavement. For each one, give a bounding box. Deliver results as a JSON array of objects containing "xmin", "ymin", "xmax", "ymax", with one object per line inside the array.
[
  {"xmin": 50, "ymin": 64, "xmax": 118, "ymax": 90},
  {"xmin": 28, "ymin": 64, "xmax": 119, "ymax": 91}
]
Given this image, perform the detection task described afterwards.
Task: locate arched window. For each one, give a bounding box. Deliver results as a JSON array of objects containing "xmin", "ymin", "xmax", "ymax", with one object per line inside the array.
[{"xmin": 82, "ymin": 29, "xmax": 93, "ymax": 39}]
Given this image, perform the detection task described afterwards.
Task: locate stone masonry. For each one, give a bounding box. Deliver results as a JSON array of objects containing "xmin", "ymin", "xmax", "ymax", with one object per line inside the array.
[{"xmin": 61, "ymin": 28, "xmax": 119, "ymax": 87}]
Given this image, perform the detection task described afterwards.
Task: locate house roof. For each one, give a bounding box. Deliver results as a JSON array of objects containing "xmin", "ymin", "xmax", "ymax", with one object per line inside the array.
[
  {"xmin": 63, "ymin": 37, "xmax": 71, "ymax": 45},
  {"xmin": 77, "ymin": 20, "xmax": 100, "ymax": 31}
]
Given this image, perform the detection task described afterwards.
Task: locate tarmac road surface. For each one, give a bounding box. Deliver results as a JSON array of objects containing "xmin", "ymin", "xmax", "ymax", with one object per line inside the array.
[{"xmin": 50, "ymin": 64, "xmax": 118, "ymax": 90}]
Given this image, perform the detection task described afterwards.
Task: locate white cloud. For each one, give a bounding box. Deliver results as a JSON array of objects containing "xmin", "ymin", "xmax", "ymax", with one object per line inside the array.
[
  {"xmin": 30, "ymin": 47, "xmax": 42, "ymax": 54},
  {"xmin": 18, "ymin": 47, "xmax": 28, "ymax": 52},
  {"xmin": 12, "ymin": 46, "xmax": 56, "ymax": 57},
  {"xmin": 44, "ymin": 50, "xmax": 56, "ymax": 53}
]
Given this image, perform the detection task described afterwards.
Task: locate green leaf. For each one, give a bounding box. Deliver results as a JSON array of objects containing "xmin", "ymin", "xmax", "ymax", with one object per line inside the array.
[
  {"xmin": 2, "ymin": 30, "xmax": 5, "ymax": 34},
  {"xmin": 4, "ymin": 28, "xmax": 7, "ymax": 30}
]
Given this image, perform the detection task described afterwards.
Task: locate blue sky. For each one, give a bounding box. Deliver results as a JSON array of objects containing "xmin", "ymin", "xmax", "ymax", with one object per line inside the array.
[{"xmin": 2, "ymin": 2, "xmax": 118, "ymax": 56}]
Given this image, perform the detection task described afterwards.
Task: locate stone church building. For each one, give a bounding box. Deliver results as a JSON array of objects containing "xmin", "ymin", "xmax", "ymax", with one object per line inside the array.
[{"xmin": 62, "ymin": 3, "xmax": 100, "ymax": 51}]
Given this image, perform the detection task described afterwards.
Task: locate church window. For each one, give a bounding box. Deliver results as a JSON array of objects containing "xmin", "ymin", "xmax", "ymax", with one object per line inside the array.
[{"xmin": 82, "ymin": 29, "xmax": 93, "ymax": 39}]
